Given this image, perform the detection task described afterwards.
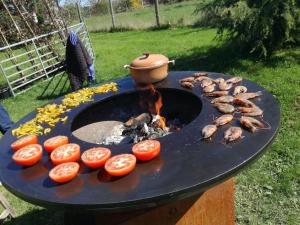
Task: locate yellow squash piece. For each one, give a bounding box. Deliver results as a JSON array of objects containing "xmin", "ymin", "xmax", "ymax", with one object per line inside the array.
[{"xmin": 12, "ymin": 82, "xmax": 118, "ymax": 137}]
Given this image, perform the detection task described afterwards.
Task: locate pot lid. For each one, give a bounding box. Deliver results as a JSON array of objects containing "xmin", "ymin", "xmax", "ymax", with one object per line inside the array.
[{"xmin": 130, "ymin": 53, "xmax": 169, "ymax": 68}]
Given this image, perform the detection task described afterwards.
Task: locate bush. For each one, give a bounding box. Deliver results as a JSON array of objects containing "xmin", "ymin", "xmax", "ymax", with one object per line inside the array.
[
  {"xmin": 131, "ymin": 0, "xmax": 142, "ymax": 9},
  {"xmin": 61, "ymin": 3, "xmax": 79, "ymax": 22},
  {"xmin": 195, "ymin": 0, "xmax": 300, "ymax": 57},
  {"xmin": 91, "ymin": 1, "xmax": 109, "ymax": 15},
  {"xmin": 115, "ymin": 0, "xmax": 131, "ymax": 13}
]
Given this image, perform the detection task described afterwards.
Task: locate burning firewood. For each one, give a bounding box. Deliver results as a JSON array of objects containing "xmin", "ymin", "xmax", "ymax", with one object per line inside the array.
[
  {"xmin": 124, "ymin": 113, "xmax": 151, "ymax": 128},
  {"xmin": 151, "ymin": 115, "xmax": 167, "ymax": 130}
]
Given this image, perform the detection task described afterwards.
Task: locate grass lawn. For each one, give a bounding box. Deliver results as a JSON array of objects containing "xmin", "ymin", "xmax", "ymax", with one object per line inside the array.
[
  {"xmin": 85, "ymin": 0, "xmax": 200, "ymax": 31},
  {"xmin": 0, "ymin": 27, "xmax": 299, "ymax": 225}
]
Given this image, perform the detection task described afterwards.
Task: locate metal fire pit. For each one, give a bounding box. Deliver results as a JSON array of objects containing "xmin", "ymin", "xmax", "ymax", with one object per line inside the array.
[
  {"xmin": 0, "ymin": 71, "xmax": 280, "ymax": 212},
  {"xmin": 71, "ymin": 88, "xmax": 202, "ymax": 144}
]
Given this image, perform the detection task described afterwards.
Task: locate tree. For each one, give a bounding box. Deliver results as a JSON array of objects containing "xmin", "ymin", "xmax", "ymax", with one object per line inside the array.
[{"xmin": 196, "ymin": 0, "xmax": 300, "ymax": 57}]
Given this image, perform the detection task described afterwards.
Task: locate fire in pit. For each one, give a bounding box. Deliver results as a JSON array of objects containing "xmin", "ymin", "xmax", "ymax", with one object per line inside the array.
[
  {"xmin": 71, "ymin": 87, "xmax": 202, "ymax": 145},
  {"xmin": 103, "ymin": 85, "xmax": 184, "ymax": 144}
]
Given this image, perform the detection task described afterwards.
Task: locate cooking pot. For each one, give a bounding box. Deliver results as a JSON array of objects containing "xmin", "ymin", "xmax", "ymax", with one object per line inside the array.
[{"xmin": 124, "ymin": 53, "xmax": 175, "ymax": 84}]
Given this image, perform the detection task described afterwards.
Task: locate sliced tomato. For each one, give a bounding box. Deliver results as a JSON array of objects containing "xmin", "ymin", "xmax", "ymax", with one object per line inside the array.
[
  {"xmin": 105, "ymin": 154, "xmax": 136, "ymax": 176},
  {"xmin": 49, "ymin": 162, "xmax": 79, "ymax": 183},
  {"xmin": 50, "ymin": 143, "xmax": 80, "ymax": 165},
  {"xmin": 81, "ymin": 147, "xmax": 111, "ymax": 169},
  {"xmin": 43, "ymin": 136, "xmax": 69, "ymax": 153},
  {"xmin": 12, "ymin": 144, "xmax": 43, "ymax": 166},
  {"xmin": 11, "ymin": 135, "xmax": 38, "ymax": 151},
  {"xmin": 132, "ymin": 140, "xmax": 161, "ymax": 161}
]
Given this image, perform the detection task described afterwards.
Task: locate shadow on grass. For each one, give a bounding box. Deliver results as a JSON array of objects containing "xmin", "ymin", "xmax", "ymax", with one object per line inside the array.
[
  {"xmin": 90, "ymin": 25, "xmax": 217, "ymax": 35},
  {"xmin": 170, "ymin": 44, "xmax": 246, "ymax": 73},
  {"xmin": 37, "ymin": 72, "xmax": 71, "ymax": 100},
  {"xmin": 90, "ymin": 23, "xmax": 183, "ymax": 33},
  {"xmin": 3, "ymin": 208, "xmax": 63, "ymax": 225},
  {"xmin": 170, "ymin": 41, "xmax": 300, "ymax": 74}
]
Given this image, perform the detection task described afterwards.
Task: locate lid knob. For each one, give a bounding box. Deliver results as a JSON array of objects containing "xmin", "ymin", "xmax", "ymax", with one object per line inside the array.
[{"xmin": 141, "ymin": 52, "xmax": 150, "ymax": 59}]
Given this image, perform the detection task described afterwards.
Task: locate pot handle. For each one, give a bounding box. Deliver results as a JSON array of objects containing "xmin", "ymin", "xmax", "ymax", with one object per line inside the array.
[{"xmin": 168, "ymin": 60, "xmax": 175, "ymax": 65}]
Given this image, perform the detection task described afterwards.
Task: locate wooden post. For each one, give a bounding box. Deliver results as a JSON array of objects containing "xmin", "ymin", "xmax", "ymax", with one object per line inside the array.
[
  {"xmin": 76, "ymin": 2, "xmax": 83, "ymax": 23},
  {"xmin": 154, "ymin": 0, "xmax": 160, "ymax": 27},
  {"xmin": 108, "ymin": 0, "xmax": 116, "ymax": 29}
]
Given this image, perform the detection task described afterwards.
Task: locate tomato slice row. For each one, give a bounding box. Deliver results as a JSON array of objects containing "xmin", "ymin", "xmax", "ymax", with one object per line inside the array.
[{"xmin": 11, "ymin": 134, "xmax": 162, "ymax": 181}]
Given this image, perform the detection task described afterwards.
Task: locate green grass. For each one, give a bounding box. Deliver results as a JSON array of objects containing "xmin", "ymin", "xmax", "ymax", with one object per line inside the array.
[
  {"xmin": 85, "ymin": 0, "xmax": 200, "ymax": 31},
  {"xmin": 0, "ymin": 27, "xmax": 300, "ymax": 225}
]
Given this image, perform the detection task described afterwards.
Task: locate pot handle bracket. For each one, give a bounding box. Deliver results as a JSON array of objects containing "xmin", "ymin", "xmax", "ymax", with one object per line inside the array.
[{"xmin": 168, "ymin": 60, "xmax": 175, "ymax": 65}]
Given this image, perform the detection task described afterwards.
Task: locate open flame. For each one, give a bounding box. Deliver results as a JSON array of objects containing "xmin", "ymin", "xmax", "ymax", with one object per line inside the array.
[
  {"xmin": 97, "ymin": 84, "xmax": 184, "ymax": 145},
  {"xmin": 147, "ymin": 84, "xmax": 166, "ymax": 130}
]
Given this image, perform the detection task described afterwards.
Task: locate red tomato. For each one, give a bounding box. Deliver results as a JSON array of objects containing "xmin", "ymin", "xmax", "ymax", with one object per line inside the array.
[
  {"xmin": 105, "ymin": 154, "xmax": 136, "ymax": 176},
  {"xmin": 50, "ymin": 143, "xmax": 80, "ymax": 165},
  {"xmin": 43, "ymin": 136, "xmax": 69, "ymax": 153},
  {"xmin": 12, "ymin": 144, "xmax": 43, "ymax": 166},
  {"xmin": 49, "ymin": 162, "xmax": 80, "ymax": 183},
  {"xmin": 132, "ymin": 140, "xmax": 161, "ymax": 161},
  {"xmin": 81, "ymin": 147, "xmax": 111, "ymax": 169},
  {"xmin": 11, "ymin": 135, "xmax": 38, "ymax": 151}
]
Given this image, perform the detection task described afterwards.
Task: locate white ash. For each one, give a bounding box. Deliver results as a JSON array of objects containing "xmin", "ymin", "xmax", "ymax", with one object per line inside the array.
[
  {"xmin": 97, "ymin": 124, "xmax": 127, "ymax": 145},
  {"xmin": 99, "ymin": 114, "xmax": 171, "ymax": 145}
]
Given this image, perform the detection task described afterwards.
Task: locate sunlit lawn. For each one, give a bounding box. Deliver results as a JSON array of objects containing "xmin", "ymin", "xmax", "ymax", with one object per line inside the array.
[
  {"xmin": 85, "ymin": 0, "xmax": 200, "ymax": 31},
  {"xmin": 0, "ymin": 28, "xmax": 299, "ymax": 225}
]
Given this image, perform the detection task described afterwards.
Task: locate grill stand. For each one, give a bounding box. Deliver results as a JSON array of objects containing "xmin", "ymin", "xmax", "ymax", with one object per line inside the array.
[{"xmin": 64, "ymin": 178, "xmax": 234, "ymax": 225}]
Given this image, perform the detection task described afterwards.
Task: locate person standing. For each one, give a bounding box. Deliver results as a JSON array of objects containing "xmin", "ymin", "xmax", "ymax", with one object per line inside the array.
[
  {"xmin": 0, "ymin": 104, "xmax": 14, "ymax": 135},
  {"xmin": 0, "ymin": 104, "xmax": 13, "ymax": 185}
]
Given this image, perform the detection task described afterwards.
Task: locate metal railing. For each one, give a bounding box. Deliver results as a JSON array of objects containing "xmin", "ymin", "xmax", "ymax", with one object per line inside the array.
[{"xmin": 0, "ymin": 22, "xmax": 95, "ymax": 96}]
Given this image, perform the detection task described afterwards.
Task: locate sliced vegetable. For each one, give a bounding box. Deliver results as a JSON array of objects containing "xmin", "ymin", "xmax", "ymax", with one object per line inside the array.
[
  {"xmin": 11, "ymin": 135, "xmax": 38, "ymax": 151},
  {"xmin": 12, "ymin": 144, "xmax": 43, "ymax": 166},
  {"xmin": 12, "ymin": 83, "xmax": 118, "ymax": 137},
  {"xmin": 81, "ymin": 147, "xmax": 111, "ymax": 169},
  {"xmin": 43, "ymin": 136, "xmax": 69, "ymax": 153},
  {"xmin": 132, "ymin": 140, "xmax": 161, "ymax": 161},
  {"xmin": 50, "ymin": 143, "xmax": 80, "ymax": 165},
  {"xmin": 49, "ymin": 162, "xmax": 80, "ymax": 183},
  {"xmin": 105, "ymin": 154, "xmax": 136, "ymax": 176}
]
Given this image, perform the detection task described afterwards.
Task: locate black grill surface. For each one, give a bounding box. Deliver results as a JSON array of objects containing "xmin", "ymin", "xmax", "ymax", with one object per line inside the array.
[{"xmin": 0, "ymin": 71, "xmax": 280, "ymax": 211}]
